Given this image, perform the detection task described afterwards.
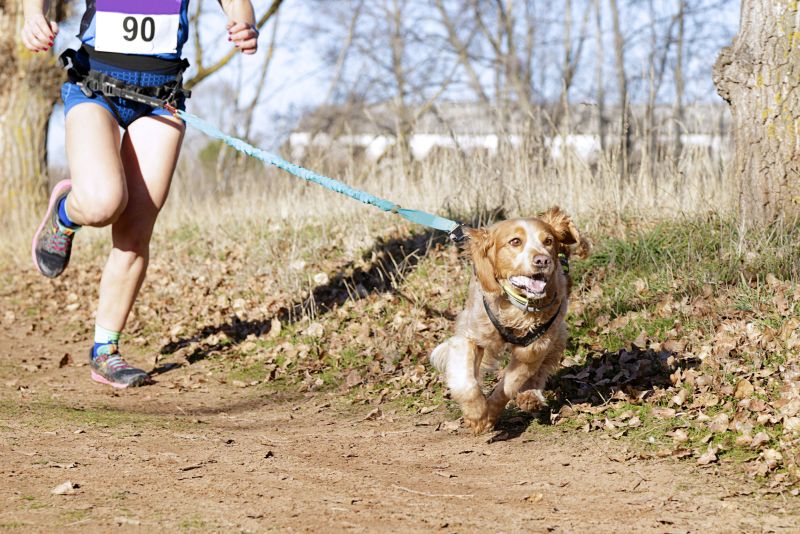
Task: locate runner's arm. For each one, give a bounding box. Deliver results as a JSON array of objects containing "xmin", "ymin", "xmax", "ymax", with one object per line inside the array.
[
  {"xmin": 21, "ymin": 0, "xmax": 58, "ymax": 52},
  {"xmin": 219, "ymin": 0, "xmax": 258, "ymax": 55}
]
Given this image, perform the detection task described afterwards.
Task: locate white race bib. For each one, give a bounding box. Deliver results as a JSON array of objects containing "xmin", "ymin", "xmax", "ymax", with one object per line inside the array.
[{"xmin": 94, "ymin": 0, "xmax": 181, "ymax": 55}]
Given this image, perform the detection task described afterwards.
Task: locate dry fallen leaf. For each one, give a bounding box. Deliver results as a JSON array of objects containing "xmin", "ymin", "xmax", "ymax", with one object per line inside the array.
[
  {"xmin": 696, "ymin": 447, "xmax": 718, "ymax": 466},
  {"xmin": 671, "ymin": 389, "xmax": 688, "ymax": 407},
  {"xmin": 734, "ymin": 379, "xmax": 754, "ymax": 400}
]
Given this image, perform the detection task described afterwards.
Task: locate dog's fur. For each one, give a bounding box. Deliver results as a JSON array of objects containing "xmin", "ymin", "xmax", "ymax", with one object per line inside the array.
[{"xmin": 430, "ymin": 207, "xmax": 588, "ymax": 433}]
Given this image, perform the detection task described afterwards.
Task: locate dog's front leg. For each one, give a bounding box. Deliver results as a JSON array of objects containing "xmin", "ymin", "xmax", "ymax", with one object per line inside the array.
[
  {"xmin": 485, "ymin": 354, "xmax": 537, "ymax": 427},
  {"xmin": 517, "ymin": 347, "xmax": 562, "ymax": 412},
  {"xmin": 434, "ymin": 336, "xmax": 489, "ymax": 433}
]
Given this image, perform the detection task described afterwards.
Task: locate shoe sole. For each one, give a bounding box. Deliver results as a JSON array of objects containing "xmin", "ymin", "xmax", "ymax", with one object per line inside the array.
[
  {"xmin": 31, "ymin": 179, "xmax": 72, "ymax": 276},
  {"xmin": 90, "ymin": 370, "xmax": 151, "ymax": 389}
]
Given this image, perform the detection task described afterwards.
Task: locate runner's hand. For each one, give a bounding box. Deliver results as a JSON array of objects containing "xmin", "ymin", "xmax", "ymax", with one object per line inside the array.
[
  {"xmin": 227, "ymin": 21, "xmax": 258, "ymax": 55},
  {"xmin": 21, "ymin": 14, "xmax": 58, "ymax": 53}
]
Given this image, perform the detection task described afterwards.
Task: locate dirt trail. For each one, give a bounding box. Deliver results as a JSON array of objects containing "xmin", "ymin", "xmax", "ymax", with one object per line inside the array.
[{"xmin": 1, "ymin": 315, "xmax": 798, "ymax": 533}]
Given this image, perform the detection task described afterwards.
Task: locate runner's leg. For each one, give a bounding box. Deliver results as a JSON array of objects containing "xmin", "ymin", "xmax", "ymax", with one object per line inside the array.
[
  {"xmin": 95, "ymin": 114, "xmax": 185, "ymax": 332},
  {"xmin": 64, "ymin": 103, "xmax": 126, "ymax": 227}
]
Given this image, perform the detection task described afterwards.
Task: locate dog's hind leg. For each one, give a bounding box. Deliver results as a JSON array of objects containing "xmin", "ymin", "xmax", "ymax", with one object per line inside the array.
[{"xmin": 433, "ymin": 337, "xmax": 489, "ymax": 433}]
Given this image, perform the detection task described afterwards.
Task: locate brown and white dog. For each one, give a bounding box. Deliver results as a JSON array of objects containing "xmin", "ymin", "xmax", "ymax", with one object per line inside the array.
[{"xmin": 430, "ymin": 207, "xmax": 588, "ymax": 433}]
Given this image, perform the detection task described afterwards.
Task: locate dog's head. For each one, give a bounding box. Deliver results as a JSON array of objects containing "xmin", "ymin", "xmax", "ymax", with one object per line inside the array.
[{"xmin": 465, "ymin": 206, "xmax": 585, "ymax": 298}]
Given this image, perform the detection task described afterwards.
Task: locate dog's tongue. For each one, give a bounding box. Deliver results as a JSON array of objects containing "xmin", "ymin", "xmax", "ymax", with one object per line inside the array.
[{"xmin": 511, "ymin": 275, "xmax": 546, "ymax": 294}]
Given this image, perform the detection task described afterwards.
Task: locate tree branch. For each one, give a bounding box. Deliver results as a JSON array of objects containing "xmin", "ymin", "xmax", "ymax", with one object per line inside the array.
[{"xmin": 185, "ymin": 0, "xmax": 284, "ymax": 91}]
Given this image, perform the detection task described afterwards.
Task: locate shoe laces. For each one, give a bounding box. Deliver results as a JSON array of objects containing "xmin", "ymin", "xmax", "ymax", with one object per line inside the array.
[
  {"xmin": 45, "ymin": 224, "xmax": 74, "ymax": 255},
  {"xmin": 97, "ymin": 345, "xmax": 132, "ymax": 371},
  {"xmin": 105, "ymin": 354, "xmax": 134, "ymax": 372}
]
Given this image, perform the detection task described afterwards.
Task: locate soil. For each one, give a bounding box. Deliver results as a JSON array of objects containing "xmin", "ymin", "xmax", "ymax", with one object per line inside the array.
[{"xmin": 2, "ymin": 297, "xmax": 799, "ymax": 533}]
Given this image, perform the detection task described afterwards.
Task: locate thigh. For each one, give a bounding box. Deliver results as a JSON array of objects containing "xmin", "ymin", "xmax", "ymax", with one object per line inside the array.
[
  {"xmin": 116, "ymin": 114, "xmax": 186, "ymax": 237},
  {"xmin": 65, "ymin": 102, "xmax": 125, "ymax": 205}
]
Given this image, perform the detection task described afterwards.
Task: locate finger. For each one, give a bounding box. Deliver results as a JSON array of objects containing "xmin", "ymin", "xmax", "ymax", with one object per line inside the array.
[
  {"xmin": 235, "ymin": 37, "xmax": 258, "ymax": 50},
  {"xmin": 49, "ymin": 20, "xmax": 59, "ymax": 37},
  {"xmin": 21, "ymin": 32, "xmax": 39, "ymax": 52},
  {"xmin": 230, "ymin": 28, "xmax": 257, "ymax": 43},
  {"xmin": 28, "ymin": 27, "xmax": 53, "ymax": 48},
  {"xmin": 227, "ymin": 21, "xmax": 251, "ymax": 35},
  {"xmin": 23, "ymin": 28, "xmax": 50, "ymax": 50},
  {"xmin": 32, "ymin": 16, "xmax": 55, "ymax": 40}
]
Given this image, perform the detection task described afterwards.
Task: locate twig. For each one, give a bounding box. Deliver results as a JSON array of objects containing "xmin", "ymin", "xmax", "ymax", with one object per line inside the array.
[{"xmin": 391, "ymin": 484, "xmax": 473, "ymax": 499}]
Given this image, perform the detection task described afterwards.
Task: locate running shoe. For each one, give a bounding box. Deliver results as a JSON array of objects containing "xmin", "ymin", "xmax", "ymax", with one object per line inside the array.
[
  {"xmin": 90, "ymin": 346, "xmax": 152, "ymax": 388},
  {"xmin": 31, "ymin": 180, "xmax": 75, "ymax": 278}
]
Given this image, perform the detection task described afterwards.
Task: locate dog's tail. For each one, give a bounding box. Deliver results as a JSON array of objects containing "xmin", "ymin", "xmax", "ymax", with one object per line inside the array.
[{"xmin": 429, "ymin": 342, "xmax": 450, "ymax": 373}]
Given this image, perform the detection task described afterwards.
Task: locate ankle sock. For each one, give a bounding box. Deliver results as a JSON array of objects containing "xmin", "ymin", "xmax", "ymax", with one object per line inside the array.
[
  {"xmin": 57, "ymin": 195, "xmax": 81, "ymax": 230},
  {"xmin": 92, "ymin": 324, "xmax": 120, "ymax": 359}
]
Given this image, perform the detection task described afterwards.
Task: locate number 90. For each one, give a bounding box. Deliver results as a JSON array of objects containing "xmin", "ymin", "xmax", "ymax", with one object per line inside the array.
[{"xmin": 123, "ymin": 16, "xmax": 155, "ymax": 42}]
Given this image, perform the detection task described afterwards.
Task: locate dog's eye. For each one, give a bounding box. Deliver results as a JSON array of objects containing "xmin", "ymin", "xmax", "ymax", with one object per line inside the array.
[
  {"xmin": 509, "ymin": 237, "xmax": 522, "ymax": 247},
  {"xmin": 543, "ymin": 237, "xmax": 553, "ymax": 246}
]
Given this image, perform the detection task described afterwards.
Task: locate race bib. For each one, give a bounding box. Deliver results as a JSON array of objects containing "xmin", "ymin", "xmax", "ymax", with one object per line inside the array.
[{"xmin": 94, "ymin": 0, "xmax": 181, "ymax": 55}]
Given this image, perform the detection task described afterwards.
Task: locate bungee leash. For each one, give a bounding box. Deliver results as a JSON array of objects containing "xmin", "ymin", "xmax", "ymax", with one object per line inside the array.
[{"xmin": 169, "ymin": 107, "xmax": 464, "ymax": 238}]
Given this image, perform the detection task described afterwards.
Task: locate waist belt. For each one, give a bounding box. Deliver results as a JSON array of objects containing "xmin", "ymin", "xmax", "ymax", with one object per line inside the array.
[{"xmin": 58, "ymin": 48, "xmax": 191, "ymax": 109}]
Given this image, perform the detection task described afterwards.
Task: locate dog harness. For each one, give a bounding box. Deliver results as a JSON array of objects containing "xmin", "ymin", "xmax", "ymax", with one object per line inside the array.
[{"xmin": 482, "ymin": 296, "xmax": 561, "ymax": 347}]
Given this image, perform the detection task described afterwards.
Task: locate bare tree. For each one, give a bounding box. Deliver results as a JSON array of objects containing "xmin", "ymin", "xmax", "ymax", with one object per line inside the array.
[
  {"xmin": 608, "ymin": 0, "xmax": 630, "ymax": 182},
  {"xmin": 714, "ymin": 0, "xmax": 800, "ymax": 223},
  {"xmin": 554, "ymin": 0, "xmax": 591, "ymax": 132},
  {"xmin": 593, "ymin": 0, "xmax": 607, "ymax": 151},
  {"xmin": 672, "ymin": 0, "xmax": 686, "ymax": 164}
]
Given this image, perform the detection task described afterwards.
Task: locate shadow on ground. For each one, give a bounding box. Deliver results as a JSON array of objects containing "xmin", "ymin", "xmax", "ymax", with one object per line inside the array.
[
  {"xmin": 155, "ymin": 227, "xmax": 451, "ymax": 370},
  {"xmin": 493, "ymin": 346, "xmax": 699, "ymax": 440}
]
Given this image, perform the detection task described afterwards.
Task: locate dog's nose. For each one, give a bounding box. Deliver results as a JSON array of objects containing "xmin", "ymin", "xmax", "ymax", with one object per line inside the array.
[{"xmin": 532, "ymin": 255, "xmax": 551, "ymax": 268}]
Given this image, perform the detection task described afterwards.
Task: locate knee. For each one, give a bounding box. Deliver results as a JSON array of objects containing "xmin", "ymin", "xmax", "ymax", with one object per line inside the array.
[{"xmin": 73, "ymin": 187, "xmax": 128, "ymax": 226}]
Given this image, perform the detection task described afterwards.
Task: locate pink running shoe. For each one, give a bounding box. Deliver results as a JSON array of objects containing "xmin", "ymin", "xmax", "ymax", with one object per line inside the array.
[{"xmin": 32, "ymin": 180, "xmax": 75, "ymax": 278}]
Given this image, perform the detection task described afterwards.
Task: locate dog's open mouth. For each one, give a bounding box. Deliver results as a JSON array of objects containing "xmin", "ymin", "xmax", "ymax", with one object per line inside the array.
[{"xmin": 508, "ymin": 273, "xmax": 549, "ymax": 298}]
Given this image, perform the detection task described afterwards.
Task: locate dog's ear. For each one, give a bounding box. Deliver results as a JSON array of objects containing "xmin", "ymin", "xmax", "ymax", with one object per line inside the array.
[
  {"xmin": 465, "ymin": 227, "xmax": 501, "ymax": 294},
  {"xmin": 539, "ymin": 206, "xmax": 579, "ymax": 245}
]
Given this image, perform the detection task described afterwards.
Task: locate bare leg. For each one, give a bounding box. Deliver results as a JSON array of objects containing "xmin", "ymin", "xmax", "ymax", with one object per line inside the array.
[
  {"xmin": 64, "ymin": 104, "xmax": 126, "ymax": 226},
  {"xmin": 95, "ymin": 115, "xmax": 185, "ymax": 332}
]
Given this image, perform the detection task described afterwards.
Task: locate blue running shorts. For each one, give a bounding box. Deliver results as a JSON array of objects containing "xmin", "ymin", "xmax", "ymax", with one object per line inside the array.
[{"xmin": 61, "ymin": 49, "xmax": 186, "ymax": 129}]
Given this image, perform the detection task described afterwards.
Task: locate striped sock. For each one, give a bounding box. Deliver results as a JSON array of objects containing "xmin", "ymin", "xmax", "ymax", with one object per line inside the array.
[
  {"xmin": 92, "ymin": 324, "xmax": 120, "ymax": 360},
  {"xmin": 57, "ymin": 195, "xmax": 81, "ymax": 230}
]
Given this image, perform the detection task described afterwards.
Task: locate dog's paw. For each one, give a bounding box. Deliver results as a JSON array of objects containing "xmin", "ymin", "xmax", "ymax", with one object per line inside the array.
[
  {"xmin": 515, "ymin": 389, "xmax": 548, "ymax": 413},
  {"xmin": 464, "ymin": 416, "xmax": 495, "ymax": 435}
]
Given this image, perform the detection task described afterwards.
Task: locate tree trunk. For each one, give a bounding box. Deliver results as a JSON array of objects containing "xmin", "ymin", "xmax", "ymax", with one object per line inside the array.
[
  {"xmin": 713, "ymin": 0, "xmax": 800, "ymax": 224},
  {"xmin": 0, "ymin": 1, "xmax": 66, "ymax": 222},
  {"xmin": 609, "ymin": 0, "xmax": 630, "ymax": 184}
]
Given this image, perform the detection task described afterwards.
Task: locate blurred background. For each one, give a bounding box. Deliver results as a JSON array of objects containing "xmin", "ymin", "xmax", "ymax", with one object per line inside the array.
[{"xmin": 31, "ymin": 0, "xmax": 741, "ymax": 231}]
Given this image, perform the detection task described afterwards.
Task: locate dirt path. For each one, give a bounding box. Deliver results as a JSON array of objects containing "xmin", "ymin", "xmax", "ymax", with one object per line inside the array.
[{"xmin": 1, "ymin": 319, "xmax": 798, "ymax": 534}]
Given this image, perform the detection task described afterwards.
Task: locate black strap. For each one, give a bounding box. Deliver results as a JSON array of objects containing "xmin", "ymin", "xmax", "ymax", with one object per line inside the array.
[
  {"xmin": 58, "ymin": 49, "xmax": 191, "ymax": 109},
  {"xmin": 482, "ymin": 297, "xmax": 560, "ymax": 347}
]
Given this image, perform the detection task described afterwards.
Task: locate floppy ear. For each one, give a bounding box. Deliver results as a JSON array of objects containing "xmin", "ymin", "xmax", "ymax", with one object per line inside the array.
[
  {"xmin": 539, "ymin": 206, "xmax": 580, "ymax": 246},
  {"xmin": 465, "ymin": 227, "xmax": 501, "ymax": 294}
]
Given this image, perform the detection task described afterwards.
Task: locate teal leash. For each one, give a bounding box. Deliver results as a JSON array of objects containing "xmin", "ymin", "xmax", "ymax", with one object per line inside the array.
[{"xmin": 174, "ymin": 108, "xmax": 461, "ymax": 235}]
